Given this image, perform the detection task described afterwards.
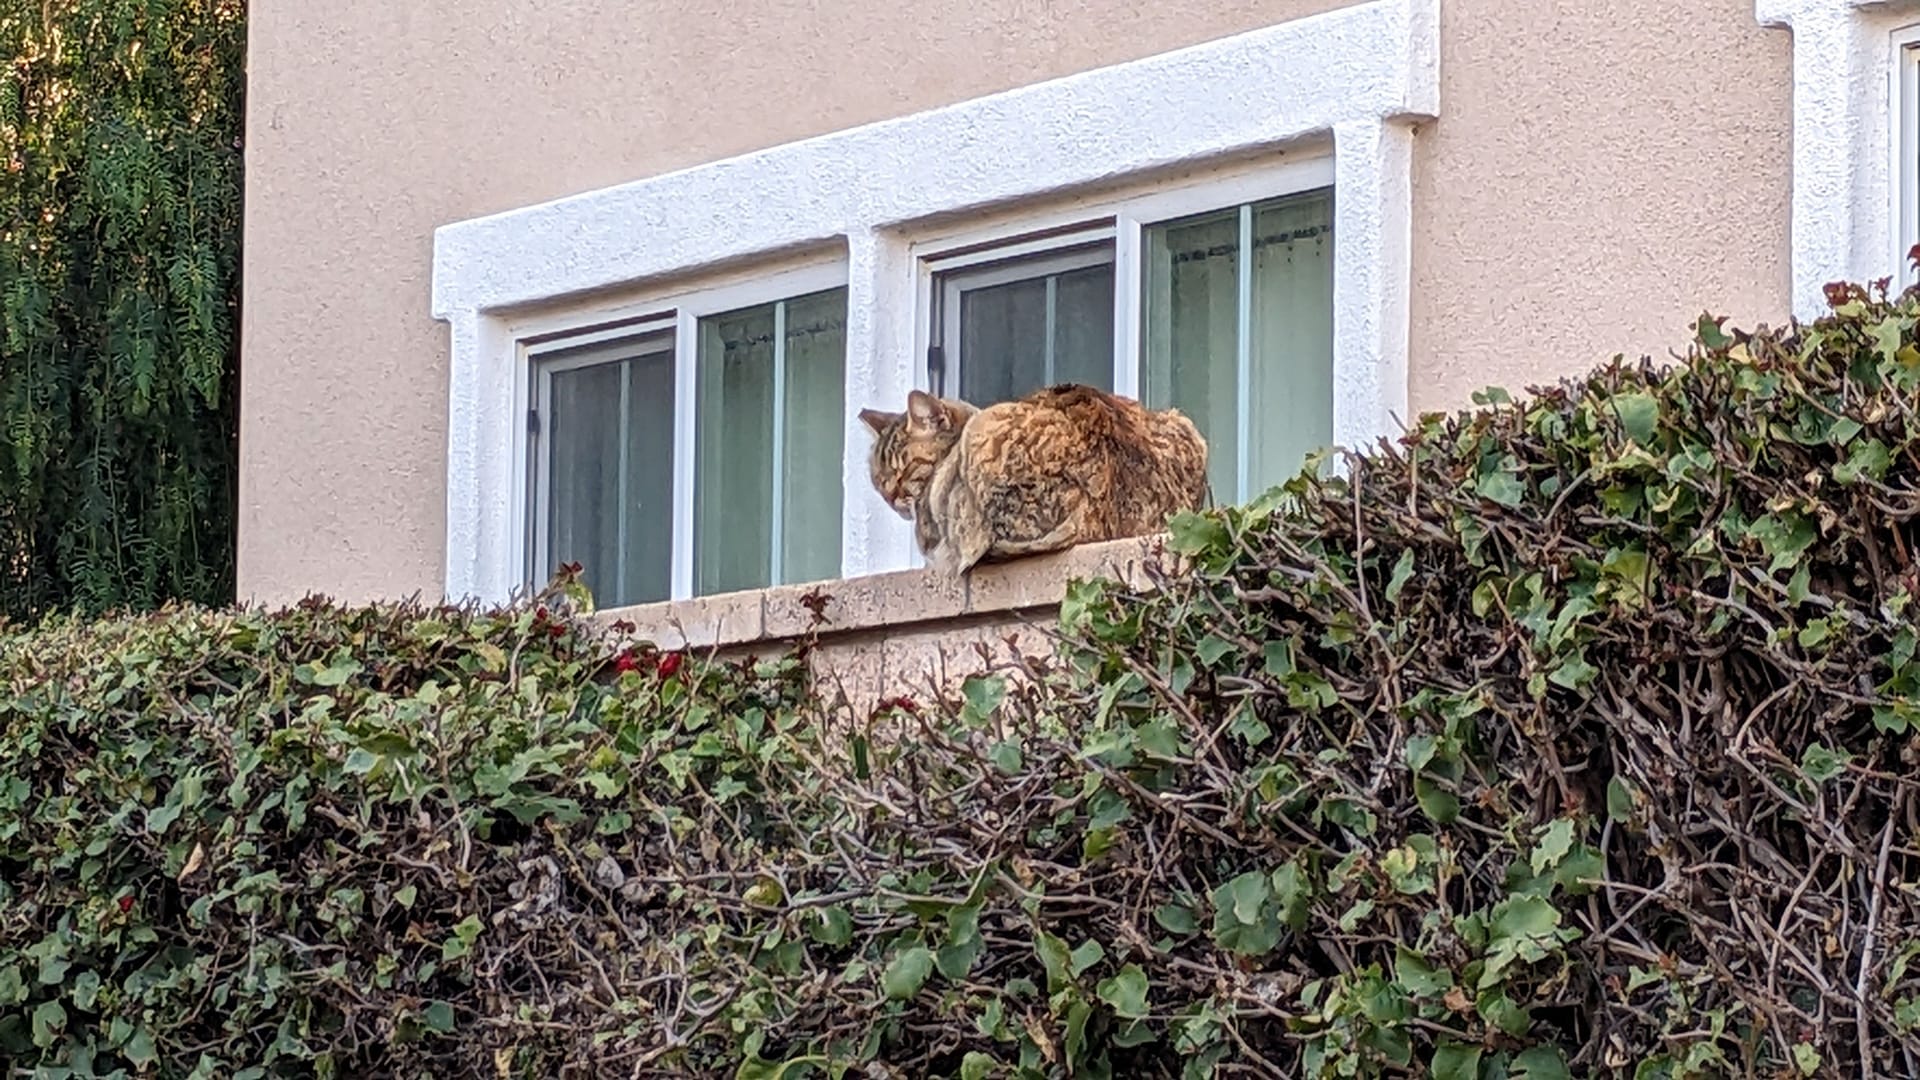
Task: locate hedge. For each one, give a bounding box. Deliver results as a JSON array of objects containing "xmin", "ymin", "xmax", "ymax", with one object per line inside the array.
[{"xmin": 7, "ymin": 278, "xmax": 1920, "ymax": 1078}]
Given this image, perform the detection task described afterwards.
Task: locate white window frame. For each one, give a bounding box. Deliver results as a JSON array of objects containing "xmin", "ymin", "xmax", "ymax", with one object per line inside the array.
[
  {"xmin": 511, "ymin": 259, "xmax": 847, "ymax": 602},
  {"xmin": 434, "ymin": 0, "xmax": 1439, "ymax": 607},
  {"xmin": 1895, "ymin": 23, "xmax": 1920, "ymax": 289},
  {"xmin": 1758, "ymin": 0, "xmax": 1920, "ymax": 316}
]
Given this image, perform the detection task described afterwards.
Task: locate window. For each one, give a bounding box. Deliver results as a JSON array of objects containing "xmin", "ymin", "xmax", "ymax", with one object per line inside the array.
[
  {"xmin": 928, "ymin": 232, "xmax": 1117, "ymax": 400},
  {"xmin": 1141, "ymin": 190, "xmax": 1334, "ymax": 504},
  {"xmin": 524, "ymin": 270, "xmax": 848, "ymax": 607},
  {"xmin": 914, "ymin": 167, "xmax": 1335, "ymax": 508},
  {"xmin": 1898, "ymin": 26, "xmax": 1920, "ymax": 289}
]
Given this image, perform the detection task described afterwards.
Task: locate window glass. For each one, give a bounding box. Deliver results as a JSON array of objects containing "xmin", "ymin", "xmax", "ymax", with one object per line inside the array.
[
  {"xmin": 541, "ymin": 333, "xmax": 675, "ymax": 608},
  {"xmin": 1143, "ymin": 188, "xmax": 1334, "ymax": 503},
  {"xmin": 940, "ymin": 244, "xmax": 1115, "ymax": 405},
  {"xmin": 694, "ymin": 287, "xmax": 849, "ymax": 595}
]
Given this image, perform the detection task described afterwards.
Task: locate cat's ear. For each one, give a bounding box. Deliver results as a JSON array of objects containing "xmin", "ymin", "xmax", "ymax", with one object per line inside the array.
[
  {"xmin": 858, "ymin": 408, "xmax": 897, "ymax": 435},
  {"xmin": 906, "ymin": 390, "xmax": 950, "ymax": 432}
]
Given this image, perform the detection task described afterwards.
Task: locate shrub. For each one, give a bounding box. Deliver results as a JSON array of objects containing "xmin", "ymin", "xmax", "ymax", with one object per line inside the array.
[{"xmin": 7, "ymin": 280, "xmax": 1920, "ymax": 1078}]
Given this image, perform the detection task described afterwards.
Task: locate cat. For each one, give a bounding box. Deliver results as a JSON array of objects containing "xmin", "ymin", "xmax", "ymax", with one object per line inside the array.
[{"xmin": 858, "ymin": 383, "xmax": 1209, "ymax": 578}]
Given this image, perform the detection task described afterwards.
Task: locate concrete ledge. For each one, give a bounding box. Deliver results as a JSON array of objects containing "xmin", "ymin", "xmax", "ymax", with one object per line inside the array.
[{"xmin": 591, "ymin": 534, "xmax": 1166, "ymax": 652}]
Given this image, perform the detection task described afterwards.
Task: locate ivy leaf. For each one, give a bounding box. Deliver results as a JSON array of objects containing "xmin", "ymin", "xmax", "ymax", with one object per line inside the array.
[
  {"xmin": 423, "ymin": 1000, "xmax": 455, "ymax": 1034},
  {"xmin": 1211, "ymin": 871, "xmax": 1283, "ymax": 956},
  {"xmin": 30, "ymin": 1000, "xmax": 64, "ymax": 1048},
  {"xmin": 1415, "ymin": 776, "xmax": 1461, "ymax": 825},
  {"xmin": 1530, "ymin": 818, "xmax": 1576, "ymax": 874},
  {"xmin": 960, "ymin": 1052, "xmax": 997, "ymax": 1080},
  {"xmin": 1195, "ymin": 634, "xmax": 1236, "ymax": 668},
  {"xmin": 988, "ymin": 739, "xmax": 1023, "ymax": 774},
  {"xmin": 1394, "ymin": 945, "xmax": 1453, "ymax": 997},
  {"xmin": 1432, "ymin": 1043, "xmax": 1483, "ymax": 1080},
  {"xmin": 1166, "ymin": 511, "xmax": 1229, "ymax": 557},
  {"xmin": 1154, "ymin": 903, "xmax": 1199, "ymax": 935},
  {"xmin": 1096, "ymin": 964, "xmax": 1151, "ymax": 1019},
  {"xmin": 1606, "ymin": 776, "xmax": 1636, "ymax": 824},
  {"xmin": 881, "ymin": 946, "xmax": 934, "ymax": 1001},
  {"xmin": 1474, "ymin": 465, "xmax": 1527, "ymax": 508},
  {"xmin": 1384, "ymin": 549, "xmax": 1416, "ymax": 603},
  {"xmin": 1035, "ymin": 932, "xmax": 1072, "ymax": 992},
  {"xmin": 309, "ymin": 658, "xmax": 362, "ymax": 687},
  {"xmin": 1612, "ymin": 391, "xmax": 1661, "ymax": 445},
  {"xmin": 1800, "ymin": 743, "xmax": 1849, "ymax": 784},
  {"xmin": 810, "ymin": 906, "xmax": 853, "ymax": 946},
  {"xmin": 1512, "ymin": 1045, "xmax": 1571, "ymax": 1080},
  {"xmin": 960, "ymin": 676, "xmax": 1007, "ymax": 724},
  {"xmin": 1069, "ymin": 939, "xmax": 1106, "ymax": 977}
]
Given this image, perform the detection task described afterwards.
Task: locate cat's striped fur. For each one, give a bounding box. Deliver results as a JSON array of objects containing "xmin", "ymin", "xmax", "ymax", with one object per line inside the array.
[{"xmin": 858, "ymin": 383, "xmax": 1208, "ymax": 578}]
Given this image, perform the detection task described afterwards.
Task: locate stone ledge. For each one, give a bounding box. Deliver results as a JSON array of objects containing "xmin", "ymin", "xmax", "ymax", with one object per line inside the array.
[{"xmin": 590, "ymin": 534, "xmax": 1167, "ymax": 651}]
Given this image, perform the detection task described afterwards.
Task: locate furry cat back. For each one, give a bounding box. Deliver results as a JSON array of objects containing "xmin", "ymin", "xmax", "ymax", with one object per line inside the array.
[{"xmin": 860, "ymin": 383, "xmax": 1207, "ymax": 577}]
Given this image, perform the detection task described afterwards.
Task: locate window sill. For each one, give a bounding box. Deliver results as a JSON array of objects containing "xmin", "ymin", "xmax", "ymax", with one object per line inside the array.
[{"xmin": 590, "ymin": 535, "xmax": 1165, "ymax": 653}]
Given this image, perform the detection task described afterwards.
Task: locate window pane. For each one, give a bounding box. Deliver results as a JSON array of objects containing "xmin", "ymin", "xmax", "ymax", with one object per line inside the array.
[
  {"xmin": 544, "ymin": 340, "xmax": 674, "ymax": 609},
  {"xmin": 777, "ymin": 288, "xmax": 848, "ymax": 586},
  {"xmin": 695, "ymin": 307, "xmax": 776, "ymax": 596},
  {"xmin": 1249, "ymin": 191, "xmax": 1335, "ymax": 493},
  {"xmin": 1141, "ymin": 189, "xmax": 1336, "ymax": 505},
  {"xmin": 952, "ymin": 253, "xmax": 1114, "ymax": 405},
  {"xmin": 695, "ymin": 287, "xmax": 849, "ymax": 595},
  {"xmin": 1142, "ymin": 208, "xmax": 1240, "ymax": 502},
  {"xmin": 1052, "ymin": 264, "xmax": 1116, "ymax": 389}
]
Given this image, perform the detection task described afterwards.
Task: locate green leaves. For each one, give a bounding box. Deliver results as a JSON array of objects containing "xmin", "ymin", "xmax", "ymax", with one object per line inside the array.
[
  {"xmin": 1096, "ymin": 965, "xmax": 1150, "ymax": 1019},
  {"xmin": 1166, "ymin": 511, "xmax": 1230, "ymax": 557},
  {"xmin": 1, "ymin": 0, "xmax": 245, "ymax": 623},
  {"xmin": 881, "ymin": 945, "xmax": 934, "ymax": 1001},
  {"xmin": 1210, "ymin": 864, "xmax": 1311, "ymax": 957}
]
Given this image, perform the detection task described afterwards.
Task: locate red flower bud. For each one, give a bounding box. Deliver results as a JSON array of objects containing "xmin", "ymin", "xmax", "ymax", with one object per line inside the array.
[
  {"xmin": 657, "ymin": 652, "xmax": 683, "ymax": 679},
  {"xmin": 118, "ymin": 895, "xmax": 134, "ymax": 913}
]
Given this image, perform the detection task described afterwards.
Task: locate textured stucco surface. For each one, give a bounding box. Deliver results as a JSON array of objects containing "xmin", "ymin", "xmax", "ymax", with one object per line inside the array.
[
  {"xmin": 1405, "ymin": 0, "xmax": 1791, "ymax": 419},
  {"xmin": 240, "ymin": 0, "xmax": 1793, "ymax": 605}
]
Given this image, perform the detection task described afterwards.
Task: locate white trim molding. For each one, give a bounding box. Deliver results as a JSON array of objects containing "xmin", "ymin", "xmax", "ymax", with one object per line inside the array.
[
  {"xmin": 432, "ymin": 0, "xmax": 1441, "ymax": 605},
  {"xmin": 1758, "ymin": 0, "xmax": 1920, "ymax": 319}
]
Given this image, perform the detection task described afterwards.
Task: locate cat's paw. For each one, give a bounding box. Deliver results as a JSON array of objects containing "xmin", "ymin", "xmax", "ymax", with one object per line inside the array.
[{"xmin": 924, "ymin": 545, "xmax": 969, "ymax": 582}]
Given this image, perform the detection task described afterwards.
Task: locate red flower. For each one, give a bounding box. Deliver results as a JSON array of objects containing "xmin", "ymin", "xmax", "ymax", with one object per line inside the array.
[
  {"xmin": 657, "ymin": 651, "xmax": 683, "ymax": 679},
  {"xmin": 547, "ymin": 622, "xmax": 566, "ymax": 639},
  {"xmin": 613, "ymin": 649, "xmax": 644, "ymax": 675},
  {"xmin": 118, "ymin": 895, "xmax": 134, "ymax": 913}
]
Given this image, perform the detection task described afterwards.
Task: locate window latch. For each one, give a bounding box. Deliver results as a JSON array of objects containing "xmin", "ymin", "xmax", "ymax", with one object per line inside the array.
[{"xmin": 926, "ymin": 344, "xmax": 946, "ymax": 397}]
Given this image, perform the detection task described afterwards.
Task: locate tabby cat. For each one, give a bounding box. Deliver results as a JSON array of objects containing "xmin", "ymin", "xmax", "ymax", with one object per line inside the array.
[{"xmin": 858, "ymin": 383, "xmax": 1208, "ymax": 578}]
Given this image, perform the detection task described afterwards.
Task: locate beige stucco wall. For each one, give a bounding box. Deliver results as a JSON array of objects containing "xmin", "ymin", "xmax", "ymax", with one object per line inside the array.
[{"xmin": 238, "ymin": 0, "xmax": 1791, "ymax": 606}]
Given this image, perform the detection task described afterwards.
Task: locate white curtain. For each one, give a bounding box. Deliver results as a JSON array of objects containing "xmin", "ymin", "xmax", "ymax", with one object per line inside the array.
[
  {"xmin": 958, "ymin": 264, "xmax": 1113, "ymax": 404},
  {"xmin": 1143, "ymin": 207, "xmax": 1241, "ymax": 502},
  {"xmin": 545, "ymin": 343, "xmax": 675, "ymax": 607},
  {"xmin": 1249, "ymin": 191, "xmax": 1335, "ymax": 496},
  {"xmin": 777, "ymin": 289, "xmax": 848, "ymax": 586},
  {"xmin": 695, "ymin": 307, "xmax": 777, "ymax": 596},
  {"xmin": 694, "ymin": 288, "xmax": 848, "ymax": 595},
  {"xmin": 1142, "ymin": 189, "xmax": 1335, "ymax": 504}
]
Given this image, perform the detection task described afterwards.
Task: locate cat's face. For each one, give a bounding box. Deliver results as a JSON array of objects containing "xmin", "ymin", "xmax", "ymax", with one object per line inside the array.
[{"xmin": 858, "ymin": 390, "xmax": 976, "ymax": 520}]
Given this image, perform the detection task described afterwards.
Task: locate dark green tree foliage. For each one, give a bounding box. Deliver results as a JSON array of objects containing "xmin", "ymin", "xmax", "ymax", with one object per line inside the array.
[
  {"xmin": 0, "ymin": 0, "xmax": 245, "ymax": 622},
  {"xmin": 11, "ymin": 283, "xmax": 1920, "ymax": 1077}
]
